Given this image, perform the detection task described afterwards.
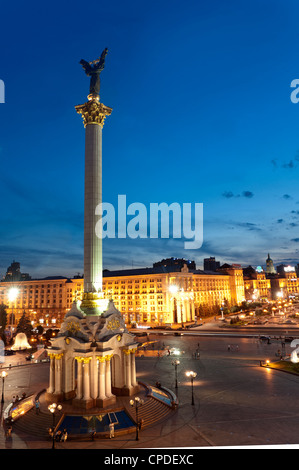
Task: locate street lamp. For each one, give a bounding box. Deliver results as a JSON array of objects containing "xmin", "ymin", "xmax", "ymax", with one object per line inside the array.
[
  {"xmin": 130, "ymin": 396, "xmax": 144, "ymax": 440},
  {"xmin": 186, "ymin": 370, "xmax": 197, "ymax": 405},
  {"xmin": 48, "ymin": 402, "xmax": 62, "ymax": 449},
  {"xmin": 172, "ymin": 359, "xmax": 180, "ymax": 388},
  {"xmin": 8, "ymin": 287, "xmax": 19, "ymax": 331},
  {"xmin": 1, "ymin": 370, "xmax": 7, "ymax": 403}
]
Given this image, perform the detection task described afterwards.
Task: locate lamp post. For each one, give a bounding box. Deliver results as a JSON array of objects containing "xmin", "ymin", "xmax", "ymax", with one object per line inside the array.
[
  {"xmin": 1, "ymin": 371, "xmax": 7, "ymax": 403},
  {"xmin": 186, "ymin": 370, "xmax": 197, "ymax": 405},
  {"xmin": 172, "ymin": 359, "xmax": 180, "ymax": 389},
  {"xmin": 130, "ymin": 396, "xmax": 144, "ymax": 440},
  {"xmin": 8, "ymin": 287, "xmax": 19, "ymax": 331},
  {"xmin": 48, "ymin": 402, "xmax": 62, "ymax": 449}
]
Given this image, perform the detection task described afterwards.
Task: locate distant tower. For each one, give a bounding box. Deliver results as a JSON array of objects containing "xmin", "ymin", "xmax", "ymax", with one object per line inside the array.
[{"xmin": 265, "ymin": 253, "xmax": 276, "ymax": 274}]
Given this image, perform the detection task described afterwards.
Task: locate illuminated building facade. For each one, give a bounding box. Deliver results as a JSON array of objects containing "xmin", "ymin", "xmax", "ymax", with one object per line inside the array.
[
  {"xmin": 0, "ymin": 262, "xmax": 245, "ymax": 328},
  {"xmin": 270, "ymin": 266, "xmax": 299, "ymax": 299},
  {"xmin": 244, "ymin": 271, "xmax": 271, "ymax": 301}
]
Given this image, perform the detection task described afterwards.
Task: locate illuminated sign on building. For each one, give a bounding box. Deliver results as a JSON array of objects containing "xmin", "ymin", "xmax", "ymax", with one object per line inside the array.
[{"xmin": 284, "ymin": 266, "xmax": 295, "ymax": 272}]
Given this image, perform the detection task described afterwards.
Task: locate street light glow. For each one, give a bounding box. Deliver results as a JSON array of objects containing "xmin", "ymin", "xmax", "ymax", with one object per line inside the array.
[
  {"xmin": 8, "ymin": 287, "xmax": 19, "ymax": 302},
  {"xmin": 169, "ymin": 284, "xmax": 178, "ymax": 294}
]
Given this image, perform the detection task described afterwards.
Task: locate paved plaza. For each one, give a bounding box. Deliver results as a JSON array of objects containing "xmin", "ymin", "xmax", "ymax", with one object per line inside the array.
[{"xmin": 1, "ymin": 331, "xmax": 299, "ymax": 449}]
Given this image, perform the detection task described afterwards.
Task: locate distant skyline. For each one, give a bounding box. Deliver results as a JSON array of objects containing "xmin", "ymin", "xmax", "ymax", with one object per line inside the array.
[{"xmin": 1, "ymin": 0, "xmax": 299, "ymax": 279}]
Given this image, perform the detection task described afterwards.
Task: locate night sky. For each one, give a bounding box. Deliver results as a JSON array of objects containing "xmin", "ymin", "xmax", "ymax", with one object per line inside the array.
[{"xmin": 1, "ymin": 0, "xmax": 299, "ymax": 279}]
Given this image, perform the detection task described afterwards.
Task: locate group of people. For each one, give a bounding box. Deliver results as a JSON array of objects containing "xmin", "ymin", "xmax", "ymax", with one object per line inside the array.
[
  {"xmin": 12, "ymin": 392, "xmax": 26, "ymax": 404},
  {"xmin": 48, "ymin": 427, "xmax": 68, "ymax": 442}
]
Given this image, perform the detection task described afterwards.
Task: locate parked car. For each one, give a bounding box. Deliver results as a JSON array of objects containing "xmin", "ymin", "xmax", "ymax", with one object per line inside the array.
[{"xmin": 4, "ymin": 350, "xmax": 15, "ymax": 356}]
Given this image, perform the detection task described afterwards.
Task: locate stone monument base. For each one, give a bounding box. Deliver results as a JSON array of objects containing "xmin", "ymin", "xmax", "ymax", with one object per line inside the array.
[
  {"xmin": 112, "ymin": 384, "xmax": 140, "ymax": 397},
  {"xmin": 72, "ymin": 395, "xmax": 116, "ymax": 410},
  {"xmin": 45, "ymin": 391, "xmax": 65, "ymax": 403}
]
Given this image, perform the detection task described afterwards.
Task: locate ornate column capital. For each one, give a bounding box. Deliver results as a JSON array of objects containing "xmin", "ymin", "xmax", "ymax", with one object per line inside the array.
[
  {"xmin": 49, "ymin": 352, "xmax": 63, "ymax": 360},
  {"xmin": 105, "ymin": 354, "xmax": 113, "ymax": 362},
  {"xmin": 124, "ymin": 348, "xmax": 137, "ymax": 355},
  {"xmin": 75, "ymin": 98, "xmax": 112, "ymax": 128},
  {"xmin": 96, "ymin": 356, "xmax": 106, "ymax": 363},
  {"xmin": 75, "ymin": 356, "xmax": 85, "ymax": 363}
]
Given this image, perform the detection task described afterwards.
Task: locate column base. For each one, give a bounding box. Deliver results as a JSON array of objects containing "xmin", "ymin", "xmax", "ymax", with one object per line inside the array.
[
  {"xmin": 45, "ymin": 390, "xmax": 64, "ymax": 403},
  {"xmin": 96, "ymin": 395, "xmax": 116, "ymax": 408},
  {"xmin": 112, "ymin": 384, "xmax": 140, "ymax": 396},
  {"xmin": 72, "ymin": 398, "xmax": 95, "ymax": 410}
]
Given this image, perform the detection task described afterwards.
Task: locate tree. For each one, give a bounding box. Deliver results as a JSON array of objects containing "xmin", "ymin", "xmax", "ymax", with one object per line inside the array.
[
  {"xmin": 15, "ymin": 311, "xmax": 33, "ymax": 338},
  {"xmin": 0, "ymin": 303, "xmax": 7, "ymax": 334}
]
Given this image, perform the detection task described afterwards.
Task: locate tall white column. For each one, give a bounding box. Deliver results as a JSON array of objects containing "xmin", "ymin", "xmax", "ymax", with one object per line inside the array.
[
  {"xmin": 54, "ymin": 354, "xmax": 63, "ymax": 394},
  {"xmin": 76, "ymin": 358, "xmax": 83, "ymax": 399},
  {"xmin": 83, "ymin": 358, "xmax": 91, "ymax": 400},
  {"xmin": 75, "ymin": 97, "xmax": 112, "ymax": 296},
  {"xmin": 124, "ymin": 350, "xmax": 132, "ymax": 389},
  {"xmin": 48, "ymin": 354, "xmax": 55, "ymax": 393},
  {"xmin": 130, "ymin": 350, "xmax": 137, "ymax": 387},
  {"xmin": 191, "ymin": 300, "xmax": 195, "ymax": 321},
  {"xmin": 105, "ymin": 355, "xmax": 113, "ymax": 397},
  {"xmin": 84, "ymin": 123, "xmax": 102, "ymax": 293},
  {"xmin": 98, "ymin": 357, "xmax": 106, "ymax": 400}
]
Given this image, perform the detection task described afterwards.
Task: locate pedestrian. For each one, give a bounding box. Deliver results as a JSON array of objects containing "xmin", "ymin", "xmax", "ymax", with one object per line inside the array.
[
  {"xmin": 35, "ymin": 399, "xmax": 40, "ymax": 414},
  {"xmin": 5, "ymin": 425, "xmax": 12, "ymax": 439},
  {"xmin": 228, "ymin": 345, "xmax": 231, "ymax": 351},
  {"xmin": 109, "ymin": 422, "xmax": 115, "ymax": 438},
  {"xmin": 61, "ymin": 429, "xmax": 68, "ymax": 442},
  {"xmin": 138, "ymin": 418, "xmax": 144, "ymax": 430},
  {"xmin": 55, "ymin": 430, "xmax": 62, "ymax": 441}
]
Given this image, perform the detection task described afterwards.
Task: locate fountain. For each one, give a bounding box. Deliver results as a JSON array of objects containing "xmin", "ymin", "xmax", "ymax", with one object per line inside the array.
[{"xmin": 11, "ymin": 333, "xmax": 31, "ymax": 351}]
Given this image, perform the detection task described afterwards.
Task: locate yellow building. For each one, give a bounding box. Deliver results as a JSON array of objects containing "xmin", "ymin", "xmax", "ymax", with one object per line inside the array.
[
  {"xmin": 0, "ymin": 263, "xmax": 245, "ymax": 329},
  {"xmin": 244, "ymin": 272, "xmax": 271, "ymax": 301},
  {"xmin": 271, "ymin": 268, "xmax": 299, "ymax": 299}
]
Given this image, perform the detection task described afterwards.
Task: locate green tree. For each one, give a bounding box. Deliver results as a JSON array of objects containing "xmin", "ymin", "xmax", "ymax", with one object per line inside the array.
[
  {"xmin": 0, "ymin": 303, "xmax": 7, "ymax": 334},
  {"xmin": 16, "ymin": 310, "xmax": 33, "ymax": 338}
]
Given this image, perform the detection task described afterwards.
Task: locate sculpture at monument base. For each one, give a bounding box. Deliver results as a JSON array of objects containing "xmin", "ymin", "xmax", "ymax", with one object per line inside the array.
[{"xmin": 45, "ymin": 300, "xmax": 139, "ymax": 409}]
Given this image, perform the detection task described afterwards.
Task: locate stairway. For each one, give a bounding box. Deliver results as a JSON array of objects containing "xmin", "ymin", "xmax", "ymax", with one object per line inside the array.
[
  {"xmin": 12, "ymin": 409, "xmax": 63, "ymax": 439},
  {"xmin": 127, "ymin": 396, "xmax": 174, "ymax": 428}
]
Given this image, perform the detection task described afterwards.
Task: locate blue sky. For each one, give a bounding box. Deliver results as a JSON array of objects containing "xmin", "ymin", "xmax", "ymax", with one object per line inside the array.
[{"xmin": 1, "ymin": 0, "xmax": 299, "ymax": 278}]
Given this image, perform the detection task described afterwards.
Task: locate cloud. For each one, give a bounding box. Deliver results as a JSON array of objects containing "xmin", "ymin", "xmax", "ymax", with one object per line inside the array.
[
  {"xmin": 222, "ymin": 191, "xmax": 235, "ymax": 198},
  {"xmin": 222, "ymin": 190, "xmax": 254, "ymax": 199},
  {"xmin": 242, "ymin": 191, "xmax": 254, "ymax": 198},
  {"xmin": 236, "ymin": 222, "xmax": 261, "ymax": 231},
  {"xmin": 282, "ymin": 160, "xmax": 295, "ymax": 169},
  {"xmin": 271, "ymin": 153, "xmax": 299, "ymax": 170}
]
